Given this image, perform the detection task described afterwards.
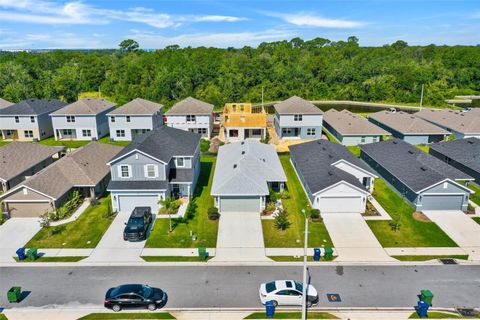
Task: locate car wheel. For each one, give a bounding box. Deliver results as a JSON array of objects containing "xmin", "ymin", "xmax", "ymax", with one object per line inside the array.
[
  {"xmin": 112, "ymin": 305, "xmax": 121, "ymax": 312},
  {"xmin": 147, "ymin": 303, "xmax": 157, "ymax": 311},
  {"xmin": 271, "ymin": 300, "xmax": 278, "ymax": 307},
  {"xmin": 307, "ymin": 300, "xmax": 312, "ymax": 308}
]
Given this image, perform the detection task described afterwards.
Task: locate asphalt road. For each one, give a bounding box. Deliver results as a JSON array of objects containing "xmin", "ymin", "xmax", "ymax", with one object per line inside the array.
[{"xmin": 1, "ymin": 265, "xmax": 479, "ymax": 309}]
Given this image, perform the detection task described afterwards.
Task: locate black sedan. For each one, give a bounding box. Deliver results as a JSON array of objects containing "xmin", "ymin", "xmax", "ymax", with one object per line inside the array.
[{"xmin": 105, "ymin": 284, "xmax": 167, "ymax": 312}]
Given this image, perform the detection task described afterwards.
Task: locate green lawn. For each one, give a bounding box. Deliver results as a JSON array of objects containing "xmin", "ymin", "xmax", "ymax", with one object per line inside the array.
[
  {"xmin": 141, "ymin": 256, "xmax": 212, "ymax": 262},
  {"xmin": 415, "ymin": 144, "xmax": 430, "ymax": 153},
  {"xmin": 468, "ymin": 183, "xmax": 480, "ymax": 206},
  {"xmin": 97, "ymin": 136, "xmax": 131, "ymax": 147},
  {"xmin": 78, "ymin": 313, "xmax": 175, "ymax": 319},
  {"xmin": 323, "ymin": 129, "xmax": 340, "ymax": 144},
  {"xmin": 367, "ymin": 179, "xmax": 457, "ymax": 247},
  {"xmin": 409, "ymin": 311, "xmax": 479, "ymax": 319},
  {"xmin": 0, "ymin": 314, "xmax": 8, "ymax": 320},
  {"xmin": 38, "ymin": 136, "xmax": 90, "ymax": 149},
  {"xmin": 15, "ymin": 256, "xmax": 86, "ymax": 263},
  {"xmin": 145, "ymin": 156, "xmax": 218, "ymax": 248},
  {"xmin": 26, "ymin": 196, "xmax": 116, "ymax": 248},
  {"xmin": 244, "ymin": 312, "xmax": 338, "ymax": 319},
  {"xmin": 0, "ymin": 139, "xmax": 9, "ymax": 147},
  {"xmin": 473, "ymin": 217, "xmax": 480, "ymax": 225},
  {"xmin": 393, "ymin": 255, "xmax": 468, "ymax": 261},
  {"xmin": 347, "ymin": 145, "xmax": 361, "ymax": 158},
  {"xmin": 262, "ymin": 156, "xmax": 332, "ymax": 248}
]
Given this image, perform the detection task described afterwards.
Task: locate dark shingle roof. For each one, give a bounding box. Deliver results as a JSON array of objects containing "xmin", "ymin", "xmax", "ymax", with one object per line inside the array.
[
  {"xmin": 360, "ymin": 139, "xmax": 472, "ymax": 192},
  {"xmin": 274, "ymin": 96, "xmax": 323, "ymax": 115},
  {"xmin": 289, "ymin": 140, "xmax": 373, "ymax": 194},
  {"xmin": 108, "ymin": 180, "xmax": 168, "ymax": 191},
  {"xmin": 169, "ymin": 168, "xmax": 194, "ymax": 183},
  {"xmin": 368, "ymin": 111, "xmax": 450, "ymax": 135},
  {"xmin": 0, "ymin": 99, "xmax": 66, "ymax": 115},
  {"xmin": 112, "ymin": 126, "xmax": 200, "ymax": 163},
  {"xmin": 430, "ymin": 137, "xmax": 480, "ymax": 174}
]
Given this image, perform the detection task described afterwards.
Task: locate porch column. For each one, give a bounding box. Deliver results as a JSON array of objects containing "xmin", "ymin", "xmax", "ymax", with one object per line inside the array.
[
  {"xmin": 89, "ymin": 187, "xmax": 95, "ymax": 199},
  {"xmin": 54, "ymin": 129, "xmax": 58, "ymax": 141}
]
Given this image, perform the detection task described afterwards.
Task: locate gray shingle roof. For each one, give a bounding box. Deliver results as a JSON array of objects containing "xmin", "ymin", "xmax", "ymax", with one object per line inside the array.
[
  {"xmin": 274, "ymin": 96, "xmax": 323, "ymax": 115},
  {"xmin": 108, "ymin": 180, "xmax": 168, "ymax": 191},
  {"xmin": 289, "ymin": 140, "xmax": 372, "ymax": 194},
  {"xmin": 0, "ymin": 99, "xmax": 66, "ymax": 115},
  {"xmin": 430, "ymin": 137, "xmax": 480, "ymax": 174},
  {"xmin": 324, "ymin": 109, "xmax": 391, "ymax": 136},
  {"xmin": 211, "ymin": 140, "xmax": 287, "ymax": 196},
  {"xmin": 368, "ymin": 111, "xmax": 450, "ymax": 135},
  {"xmin": 17, "ymin": 142, "xmax": 123, "ymax": 199},
  {"xmin": 169, "ymin": 168, "xmax": 194, "ymax": 183},
  {"xmin": 0, "ymin": 142, "xmax": 63, "ymax": 182},
  {"xmin": 108, "ymin": 98, "xmax": 163, "ymax": 115},
  {"xmin": 50, "ymin": 98, "xmax": 116, "ymax": 116},
  {"xmin": 0, "ymin": 98, "xmax": 13, "ymax": 109},
  {"xmin": 360, "ymin": 139, "xmax": 472, "ymax": 192},
  {"xmin": 416, "ymin": 108, "xmax": 480, "ymax": 135},
  {"xmin": 112, "ymin": 126, "xmax": 200, "ymax": 164},
  {"xmin": 166, "ymin": 97, "xmax": 214, "ymax": 115}
]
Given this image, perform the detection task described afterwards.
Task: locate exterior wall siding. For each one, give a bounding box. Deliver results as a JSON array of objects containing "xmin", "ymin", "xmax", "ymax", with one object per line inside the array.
[
  {"xmin": 111, "ymin": 152, "xmax": 167, "ymax": 181},
  {"xmin": 108, "ymin": 114, "xmax": 161, "ymax": 141},
  {"xmin": 0, "ymin": 114, "xmax": 53, "ymax": 141},
  {"xmin": 429, "ymin": 148, "xmax": 480, "ymax": 182},
  {"xmin": 275, "ymin": 112, "xmax": 323, "ymax": 139},
  {"xmin": 323, "ymin": 121, "xmax": 381, "ymax": 146},
  {"xmin": 166, "ymin": 114, "xmax": 212, "ymax": 138}
]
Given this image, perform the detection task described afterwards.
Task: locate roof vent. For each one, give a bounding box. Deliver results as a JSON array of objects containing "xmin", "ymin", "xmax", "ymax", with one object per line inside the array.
[
  {"xmin": 392, "ymin": 141, "xmax": 398, "ymax": 144},
  {"xmin": 420, "ymin": 166, "xmax": 427, "ymax": 171},
  {"xmin": 241, "ymin": 151, "xmax": 245, "ymax": 155},
  {"xmin": 328, "ymin": 171, "xmax": 333, "ymax": 176},
  {"xmin": 468, "ymin": 140, "xmax": 475, "ymax": 144},
  {"xmin": 233, "ymin": 164, "xmax": 237, "ymax": 169},
  {"xmin": 241, "ymin": 141, "xmax": 245, "ymax": 145},
  {"xmin": 408, "ymin": 150, "xmax": 415, "ymax": 154}
]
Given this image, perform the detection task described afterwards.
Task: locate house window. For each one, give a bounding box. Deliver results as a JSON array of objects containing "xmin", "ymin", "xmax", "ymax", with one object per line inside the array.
[
  {"xmin": 145, "ymin": 164, "xmax": 157, "ymax": 178},
  {"xmin": 66, "ymin": 116, "xmax": 76, "ymax": 123},
  {"xmin": 24, "ymin": 130, "xmax": 33, "ymax": 138},
  {"xmin": 126, "ymin": 116, "xmax": 131, "ymax": 122},
  {"xmin": 176, "ymin": 157, "xmax": 185, "ymax": 167},
  {"xmin": 14, "ymin": 116, "xmax": 19, "ymax": 123},
  {"xmin": 110, "ymin": 116, "xmax": 115, "ymax": 122},
  {"xmin": 30, "ymin": 116, "xmax": 35, "ymax": 123},
  {"xmin": 63, "ymin": 129, "xmax": 73, "ymax": 136},
  {"xmin": 186, "ymin": 115, "xmax": 196, "ymax": 122},
  {"xmin": 306, "ymin": 128, "xmax": 316, "ymax": 136},
  {"xmin": 361, "ymin": 136, "xmax": 366, "ymax": 143},
  {"xmin": 294, "ymin": 114, "xmax": 303, "ymax": 121},
  {"xmin": 82, "ymin": 129, "xmax": 92, "ymax": 137},
  {"xmin": 252, "ymin": 129, "xmax": 262, "ymax": 136},
  {"xmin": 120, "ymin": 165, "xmax": 130, "ymax": 178},
  {"xmin": 116, "ymin": 130, "xmax": 125, "ymax": 137},
  {"xmin": 418, "ymin": 195, "xmax": 423, "ymax": 203}
]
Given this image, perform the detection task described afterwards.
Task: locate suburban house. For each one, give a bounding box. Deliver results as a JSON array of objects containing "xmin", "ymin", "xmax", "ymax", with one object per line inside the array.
[
  {"xmin": 416, "ymin": 108, "xmax": 480, "ymax": 139},
  {"xmin": 222, "ymin": 103, "xmax": 267, "ymax": 142},
  {"xmin": 50, "ymin": 98, "xmax": 116, "ymax": 141},
  {"xmin": 289, "ymin": 140, "xmax": 376, "ymax": 214},
  {"xmin": 0, "ymin": 98, "xmax": 13, "ymax": 109},
  {"xmin": 0, "ymin": 99, "xmax": 67, "ymax": 141},
  {"xmin": 0, "ymin": 142, "xmax": 122, "ymax": 217},
  {"xmin": 211, "ymin": 140, "xmax": 287, "ymax": 213},
  {"xmin": 368, "ymin": 110, "xmax": 450, "ymax": 144},
  {"xmin": 0, "ymin": 142, "xmax": 64, "ymax": 192},
  {"xmin": 165, "ymin": 97, "xmax": 214, "ymax": 138},
  {"xmin": 323, "ymin": 109, "xmax": 391, "ymax": 146},
  {"xmin": 273, "ymin": 96, "xmax": 323, "ymax": 139},
  {"xmin": 360, "ymin": 139, "xmax": 473, "ymax": 211},
  {"xmin": 429, "ymin": 137, "xmax": 480, "ymax": 183},
  {"xmin": 107, "ymin": 126, "xmax": 201, "ymax": 213},
  {"xmin": 107, "ymin": 98, "xmax": 163, "ymax": 141}
]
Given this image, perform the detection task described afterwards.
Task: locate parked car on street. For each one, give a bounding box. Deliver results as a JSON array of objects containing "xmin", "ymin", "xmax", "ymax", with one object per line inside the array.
[
  {"xmin": 123, "ymin": 207, "xmax": 152, "ymax": 241},
  {"xmin": 104, "ymin": 284, "xmax": 167, "ymax": 312},
  {"xmin": 259, "ymin": 280, "xmax": 319, "ymax": 307}
]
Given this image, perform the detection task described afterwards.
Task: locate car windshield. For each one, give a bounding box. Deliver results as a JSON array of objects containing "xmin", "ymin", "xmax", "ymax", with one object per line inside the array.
[
  {"xmin": 294, "ymin": 281, "xmax": 303, "ymax": 292},
  {"xmin": 265, "ymin": 282, "xmax": 276, "ymax": 293},
  {"xmin": 142, "ymin": 285, "xmax": 153, "ymax": 298},
  {"xmin": 128, "ymin": 217, "xmax": 144, "ymax": 226}
]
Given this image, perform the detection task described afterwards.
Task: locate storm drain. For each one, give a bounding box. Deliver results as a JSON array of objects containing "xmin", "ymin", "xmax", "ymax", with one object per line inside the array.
[
  {"xmin": 439, "ymin": 258, "xmax": 457, "ymax": 265},
  {"xmin": 456, "ymin": 308, "xmax": 478, "ymax": 317}
]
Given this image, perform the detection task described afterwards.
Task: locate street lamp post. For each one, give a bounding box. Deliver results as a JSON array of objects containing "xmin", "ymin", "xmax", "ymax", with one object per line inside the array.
[{"xmin": 301, "ymin": 209, "xmax": 308, "ymax": 320}]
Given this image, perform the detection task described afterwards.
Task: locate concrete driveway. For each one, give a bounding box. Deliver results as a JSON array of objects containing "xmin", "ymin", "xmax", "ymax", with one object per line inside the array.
[
  {"xmin": 423, "ymin": 210, "xmax": 480, "ymax": 260},
  {"xmin": 322, "ymin": 212, "xmax": 394, "ymax": 262},
  {"xmin": 0, "ymin": 218, "xmax": 40, "ymax": 262},
  {"xmin": 213, "ymin": 212, "xmax": 269, "ymax": 262},
  {"xmin": 84, "ymin": 211, "xmax": 150, "ymax": 262}
]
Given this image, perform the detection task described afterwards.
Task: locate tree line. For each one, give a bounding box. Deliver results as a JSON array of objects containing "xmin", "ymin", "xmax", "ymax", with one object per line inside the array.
[{"xmin": 0, "ymin": 37, "xmax": 479, "ymax": 108}]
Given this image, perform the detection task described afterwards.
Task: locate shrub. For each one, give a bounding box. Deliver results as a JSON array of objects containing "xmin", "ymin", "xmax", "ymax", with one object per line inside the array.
[
  {"xmin": 207, "ymin": 207, "xmax": 220, "ymax": 220},
  {"xmin": 310, "ymin": 209, "xmax": 321, "ymax": 222},
  {"xmin": 280, "ymin": 190, "xmax": 290, "ymax": 199},
  {"xmin": 274, "ymin": 209, "xmax": 291, "ymax": 231},
  {"xmin": 269, "ymin": 188, "xmax": 279, "ymax": 202},
  {"xmin": 103, "ymin": 200, "xmax": 116, "ymax": 219},
  {"xmin": 266, "ymin": 201, "xmax": 276, "ymax": 212},
  {"xmin": 39, "ymin": 212, "xmax": 51, "ymax": 228},
  {"xmin": 200, "ymin": 139, "xmax": 211, "ymax": 153},
  {"xmin": 185, "ymin": 198, "xmax": 197, "ymax": 221}
]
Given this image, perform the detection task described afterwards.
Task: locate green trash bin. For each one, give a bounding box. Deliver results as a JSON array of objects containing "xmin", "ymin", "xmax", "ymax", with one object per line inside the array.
[
  {"xmin": 7, "ymin": 286, "xmax": 21, "ymax": 303},
  {"xmin": 420, "ymin": 289, "xmax": 434, "ymax": 306},
  {"xmin": 27, "ymin": 247, "xmax": 38, "ymax": 261},
  {"xmin": 324, "ymin": 246, "xmax": 334, "ymax": 261},
  {"xmin": 198, "ymin": 247, "xmax": 208, "ymax": 261}
]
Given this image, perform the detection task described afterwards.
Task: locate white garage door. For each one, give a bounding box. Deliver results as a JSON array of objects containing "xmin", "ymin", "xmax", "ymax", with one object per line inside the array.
[
  {"xmin": 219, "ymin": 196, "xmax": 260, "ymax": 213},
  {"xmin": 118, "ymin": 195, "xmax": 159, "ymax": 213},
  {"xmin": 319, "ymin": 196, "xmax": 363, "ymax": 213}
]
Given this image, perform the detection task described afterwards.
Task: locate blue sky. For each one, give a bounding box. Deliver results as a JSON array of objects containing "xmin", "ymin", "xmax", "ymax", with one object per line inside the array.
[{"xmin": 0, "ymin": 0, "xmax": 479, "ymax": 49}]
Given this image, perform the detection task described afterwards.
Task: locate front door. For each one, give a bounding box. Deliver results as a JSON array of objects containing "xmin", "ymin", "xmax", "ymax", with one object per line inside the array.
[{"xmin": 172, "ymin": 185, "xmax": 180, "ymax": 199}]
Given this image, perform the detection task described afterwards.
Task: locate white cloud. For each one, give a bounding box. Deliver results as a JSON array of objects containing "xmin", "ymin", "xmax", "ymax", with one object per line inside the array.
[
  {"xmin": 0, "ymin": 31, "xmax": 107, "ymax": 49},
  {"xmin": 189, "ymin": 15, "xmax": 247, "ymax": 22},
  {"xmin": 268, "ymin": 12, "xmax": 366, "ymax": 29}
]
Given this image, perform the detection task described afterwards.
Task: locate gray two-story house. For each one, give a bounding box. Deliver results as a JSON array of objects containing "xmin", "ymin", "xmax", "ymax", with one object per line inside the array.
[
  {"xmin": 50, "ymin": 98, "xmax": 116, "ymax": 141},
  {"xmin": 107, "ymin": 126, "xmax": 201, "ymax": 213},
  {"xmin": 273, "ymin": 96, "xmax": 323, "ymax": 139},
  {"xmin": 0, "ymin": 99, "xmax": 66, "ymax": 141},
  {"xmin": 107, "ymin": 98, "xmax": 164, "ymax": 141},
  {"xmin": 165, "ymin": 97, "xmax": 214, "ymax": 138}
]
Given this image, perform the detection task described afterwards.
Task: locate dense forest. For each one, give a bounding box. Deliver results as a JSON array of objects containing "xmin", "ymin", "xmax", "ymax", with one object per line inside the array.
[{"xmin": 0, "ymin": 37, "xmax": 479, "ymax": 108}]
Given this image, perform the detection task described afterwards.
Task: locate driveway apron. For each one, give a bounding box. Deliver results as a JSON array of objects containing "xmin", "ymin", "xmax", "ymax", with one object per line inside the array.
[
  {"xmin": 0, "ymin": 218, "xmax": 40, "ymax": 262},
  {"xmin": 322, "ymin": 212, "xmax": 394, "ymax": 262},
  {"xmin": 213, "ymin": 212, "xmax": 270, "ymax": 262}
]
